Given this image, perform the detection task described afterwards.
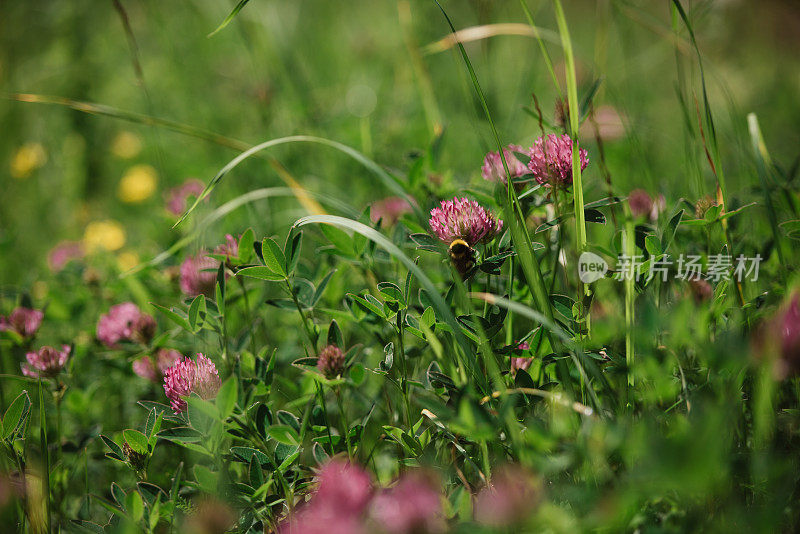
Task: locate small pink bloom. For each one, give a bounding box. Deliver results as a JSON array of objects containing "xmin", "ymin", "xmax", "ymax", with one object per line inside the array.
[
  {"xmin": 510, "ymin": 341, "xmax": 532, "ymax": 374},
  {"xmin": 280, "ymin": 459, "xmax": 372, "ymax": 534},
  {"xmin": 428, "ymin": 197, "xmax": 503, "ymax": 246},
  {"xmin": 370, "ymin": 472, "xmax": 444, "ymax": 534},
  {"xmin": 213, "ymin": 234, "xmax": 239, "ymax": 261},
  {"xmin": 317, "ymin": 345, "xmax": 346, "ymax": 378},
  {"xmin": 133, "ymin": 349, "xmax": 182, "ymax": 382},
  {"xmin": 47, "ymin": 241, "xmax": 85, "ymax": 272},
  {"xmin": 780, "ymin": 294, "xmax": 800, "ymax": 364},
  {"xmin": 96, "ymin": 303, "xmax": 156, "ymax": 348},
  {"xmin": 527, "ymin": 133, "xmax": 588, "ymax": 187},
  {"xmin": 370, "ymin": 197, "xmax": 414, "ymax": 226},
  {"xmin": 474, "ymin": 467, "xmax": 540, "ymax": 527},
  {"xmin": 768, "ymin": 293, "xmax": 800, "ymax": 379},
  {"xmin": 482, "ymin": 145, "xmax": 528, "ymax": 184},
  {"xmin": 282, "ymin": 507, "xmax": 365, "ymax": 534},
  {"xmin": 179, "ymin": 252, "xmax": 219, "ymax": 297},
  {"xmin": 165, "ymin": 179, "xmax": 205, "ymax": 216},
  {"xmin": 584, "ymin": 105, "xmax": 625, "ymax": 141},
  {"xmin": 132, "ymin": 357, "xmax": 158, "ymax": 382},
  {"xmin": 688, "ymin": 279, "xmax": 713, "ymax": 303},
  {"xmin": 316, "ymin": 460, "xmax": 373, "ymax": 514},
  {"xmin": 21, "ymin": 345, "xmax": 70, "ymax": 378},
  {"xmin": 628, "ymin": 189, "xmax": 665, "ymax": 221},
  {"xmin": 163, "ymin": 354, "xmax": 221, "ymax": 413},
  {"xmin": 0, "ymin": 307, "xmax": 43, "ymax": 339}
]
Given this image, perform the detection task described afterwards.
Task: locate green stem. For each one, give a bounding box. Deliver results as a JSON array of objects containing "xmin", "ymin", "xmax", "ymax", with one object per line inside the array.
[
  {"xmin": 505, "ymin": 256, "xmax": 515, "ymax": 346},
  {"xmin": 553, "ymin": 0, "xmax": 590, "ymax": 334},
  {"xmin": 334, "ymin": 388, "xmax": 353, "ymax": 457},
  {"xmin": 39, "ymin": 380, "xmax": 51, "ymax": 534},
  {"xmin": 286, "ymin": 279, "xmax": 317, "ymax": 356},
  {"xmin": 237, "ymin": 277, "xmax": 258, "ymax": 356},
  {"xmin": 624, "ymin": 210, "xmax": 636, "ymax": 407},
  {"xmin": 316, "ymin": 382, "xmax": 335, "ymax": 457},
  {"xmin": 479, "ymin": 440, "xmax": 491, "ymax": 482},
  {"xmin": 396, "ymin": 309, "xmax": 412, "ymax": 428}
]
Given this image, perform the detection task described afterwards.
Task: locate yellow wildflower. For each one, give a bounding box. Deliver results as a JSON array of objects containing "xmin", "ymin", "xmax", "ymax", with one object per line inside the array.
[
  {"xmin": 111, "ymin": 131, "xmax": 142, "ymax": 159},
  {"xmin": 11, "ymin": 143, "xmax": 47, "ymax": 179},
  {"xmin": 117, "ymin": 250, "xmax": 140, "ymax": 271},
  {"xmin": 83, "ymin": 220, "xmax": 126, "ymax": 251},
  {"xmin": 118, "ymin": 164, "xmax": 158, "ymax": 203}
]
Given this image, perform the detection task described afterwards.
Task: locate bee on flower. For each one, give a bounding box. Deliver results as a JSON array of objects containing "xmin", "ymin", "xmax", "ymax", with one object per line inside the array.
[{"xmin": 428, "ymin": 197, "xmax": 503, "ymax": 277}]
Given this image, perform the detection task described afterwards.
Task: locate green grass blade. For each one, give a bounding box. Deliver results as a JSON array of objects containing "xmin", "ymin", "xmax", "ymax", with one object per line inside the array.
[
  {"xmin": 39, "ymin": 381, "xmax": 51, "ymax": 533},
  {"xmin": 175, "ymin": 135, "xmax": 421, "ymax": 228},
  {"xmin": 470, "ymin": 292, "xmax": 601, "ymax": 411},
  {"xmin": 293, "ymin": 215, "xmax": 473, "ymax": 375},
  {"xmin": 553, "ymin": 0, "xmax": 588, "ymax": 278},
  {"xmin": 671, "ymin": 0, "xmax": 728, "ymax": 207},
  {"xmin": 208, "ymin": 0, "xmax": 250, "ymax": 38},
  {"xmin": 747, "ymin": 113, "xmax": 788, "ymax": 272},
  {"xmin": 9, "ymin": 93, "xmax": 252, "ymax": 153},
  {"xmin": 124, "ymin": 187, "xmax": 358, "ymax": 276},
  {"xmin": 518, "ymin": 0, "xmax": 562, "ymax": 93},
  {"xmin": 399, "ymin": 1, "xmax": 443, "ymax": 137},
  {"xmin": 624, "ymin": 209, "xmax": 636, "ymax": 404}
]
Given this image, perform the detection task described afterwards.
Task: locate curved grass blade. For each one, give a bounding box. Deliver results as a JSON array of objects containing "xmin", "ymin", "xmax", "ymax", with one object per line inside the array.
[
  {"xmin": 423, "ymin": 23, "xmax": 561, "ymax": 55},
  {"xmin": 176, "ymin": 135, "xmax": 421, "ymax": 228},
  {"xmin": 9, "ymin": 93, "xmax": 252, "ymax": 153},
  {"xmin": 293, "ymin": 215, "xmax": 472, "ymax": 370},
  {"xmin": 748, "ymin": 113, "xmax": 787, "ymax": 272},
  {"xmin": 469, "ymin": 293, "xmax": 573, "ymax": 347},
  {"xmin": 671, "ymin": 0, "xmax": 727, "ymax": 206},
  {"xmin": 469, "ymin": 292, "xmax": 601, "ymax": 412},
  {"xmin": 399, "ymin": 0, "xmax": 443, "ymax": 137},
  {"xmin": 124, "ymin": 188, "xmax": 358, "ymax": 276},
  {"xmin": 518, "ymin": 1, "xmax": 562, "ymax": 93},
  {"xmin": 8, "ymin": 94, "xmax": 330, "ymax": 219},
  {"xmin": 208, "ymin": 0, "xmax": 250, "ymax": 38}
]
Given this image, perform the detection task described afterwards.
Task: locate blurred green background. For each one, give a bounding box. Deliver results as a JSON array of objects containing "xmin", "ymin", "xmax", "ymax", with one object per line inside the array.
[{"xmin": 1, "ymin": 0, "xmax": 799, "ymax": 286}]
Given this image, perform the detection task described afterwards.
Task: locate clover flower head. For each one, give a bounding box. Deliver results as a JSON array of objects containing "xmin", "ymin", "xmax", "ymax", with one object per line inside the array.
[
  {"xmin": 163, "ymin": 354, "xmax": 221, "ymax": 413},
  {"xmin": 0, "ymin": 307, "xmax": 44, "ymax": 339},
  {"xmin": 317, "ymin": 345, "xmax": 346, "ymax": 378},
  {"xmin": 21, "ymin": 345, "xmax": 70, "ymax": 378},
  {"xmin": 179, "ymin": 252, "xmax": 219, "ymax": 297},
  {"xmin": 166, "ymin": 179, "xmax": 205, "ymax": 216},
  {"xmin": 369, "ymin": 472, "xmax": 444, "ymax": 534},
  {"xmin": 96, "ymin": 303, "xmax": 156, "ymax": 348},
  {"xmin": 428, "ymin": 197, "xmax": 503, "ymax": 246},
  {"xmin": 527, "ymin": 134, "xmax": 588, "ymax": 187},
  {"xmin": 482, "ymin": 145, "xmax": 528, "ymax": 184}
]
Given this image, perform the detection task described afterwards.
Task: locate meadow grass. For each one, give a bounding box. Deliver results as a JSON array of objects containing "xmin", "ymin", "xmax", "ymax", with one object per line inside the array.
[{"xmin": 1, "ymin": 1, "xmax": 800, "ymax": 532}]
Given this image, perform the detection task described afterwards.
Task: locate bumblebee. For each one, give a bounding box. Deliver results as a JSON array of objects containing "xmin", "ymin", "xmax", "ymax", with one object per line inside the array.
[{"xmin": 448, "ymin": 239, "xmax": 476, "ymax": 278}]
